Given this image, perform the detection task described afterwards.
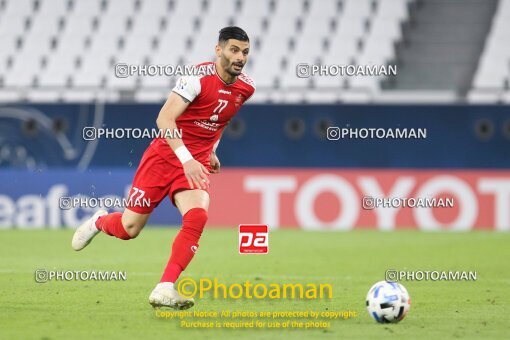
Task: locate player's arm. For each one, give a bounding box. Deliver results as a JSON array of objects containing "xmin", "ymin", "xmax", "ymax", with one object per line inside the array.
[
  {"xmin": 210, "ymin": 130, "xmax": 223, "ymax": 173},
  {"xmin": 156, "ymin": 91, "xmax": 210, "ymax": 190}
]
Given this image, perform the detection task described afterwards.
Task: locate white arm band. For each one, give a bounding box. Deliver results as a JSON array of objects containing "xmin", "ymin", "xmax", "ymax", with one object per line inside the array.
[
  {"xmin": 174, "ymin": 145, "xmax": 193, "ymax": 164},
  {"xmin": 213, "ymin": 139, "xmax": 220, "ymax": 152}
]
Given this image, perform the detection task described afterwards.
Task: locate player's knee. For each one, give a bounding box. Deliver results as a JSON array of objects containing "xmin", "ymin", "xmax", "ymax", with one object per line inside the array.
[
  {"xmin": 121, "ymin": 210, "xmax": 148, "ymax": 239},
  {"xmin": 122, "ymin": 220, "xmax": 146, "ymax": 239},
  {"xmin": 182, "ymin": 208, "xmax": 208, "ymax": 239},
  {"xmin": 125, "ymin": 226, "xmax": 142, "ymax": 238}
]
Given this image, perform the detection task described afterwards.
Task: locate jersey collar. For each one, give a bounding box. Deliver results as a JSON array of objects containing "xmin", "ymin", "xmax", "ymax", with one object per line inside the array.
[{"xmin": 214, "ymin": 63, "xmax": 238, "ymax": 86}]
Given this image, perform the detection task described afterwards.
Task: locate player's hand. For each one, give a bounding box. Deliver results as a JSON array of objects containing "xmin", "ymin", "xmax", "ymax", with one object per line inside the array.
[
  {"xmin": 183, "ymin": 159, "xmax": 210, "ymax": 189},
  {"xmin": 210, "ymin": 152, "xmax": 221, "ymax": 174}
]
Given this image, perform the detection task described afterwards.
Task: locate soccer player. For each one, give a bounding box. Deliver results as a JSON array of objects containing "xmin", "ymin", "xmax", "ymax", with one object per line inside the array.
[{"xmin": 71, "ymin": 27, "xmax": 255, "ymax": 309}]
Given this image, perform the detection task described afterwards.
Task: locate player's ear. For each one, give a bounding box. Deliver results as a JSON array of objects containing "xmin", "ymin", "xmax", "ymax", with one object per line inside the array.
[{"xmin": 215, "ymin": 44, "xmax": 222, "ymax": 58}]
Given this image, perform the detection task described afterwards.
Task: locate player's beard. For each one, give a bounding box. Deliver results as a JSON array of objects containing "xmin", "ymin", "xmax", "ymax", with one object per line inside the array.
[
  {"xmin": 221, "ymin": 55, "xmax": 243, "ymax": 77},
  {"xmin": 229, "ymin": 61, "xmax": 244, "ymax": 76}
]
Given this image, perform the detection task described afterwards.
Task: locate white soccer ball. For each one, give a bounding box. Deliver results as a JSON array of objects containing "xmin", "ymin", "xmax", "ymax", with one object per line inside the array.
[{"xmin": 366, "ymin": 281, "xmax": 411, "ymax": 323}]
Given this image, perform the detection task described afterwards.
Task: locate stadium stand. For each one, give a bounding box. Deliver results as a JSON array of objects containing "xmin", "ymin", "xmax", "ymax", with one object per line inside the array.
[
  {"xmin": 389, "ymin": 0, "xmax": 498, "ymax": 93},
  {"xmin": 470, "ymin": 0, "xmax": 510, "ymax": 102},
  {"xmin": 0, "ymin": 0, "xmax": 508, "ymax": 103}
]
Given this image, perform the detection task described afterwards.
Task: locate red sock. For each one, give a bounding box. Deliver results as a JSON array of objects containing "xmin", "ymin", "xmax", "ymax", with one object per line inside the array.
[
  {"xmin": 160, "ymin": 208, "xmax": 207, "ymax": 283},
  {"xmin": 95, "ymin": 212, "xmax": 131, "ymax": 240}
]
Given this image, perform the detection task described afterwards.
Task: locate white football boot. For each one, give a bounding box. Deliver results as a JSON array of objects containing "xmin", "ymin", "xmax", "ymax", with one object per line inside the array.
[
  {"xmin": 71, "ymin": 209, "xmax": 108, "ymax": 251},
  {"xmin": 149, "ymin": 282, "xmax": 195, "ymax": 310}
]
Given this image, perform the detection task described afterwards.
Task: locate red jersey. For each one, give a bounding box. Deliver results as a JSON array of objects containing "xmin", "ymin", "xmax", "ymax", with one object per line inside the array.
[{"xmin": 151, "ymin": 62, "xmax": 255, "ymax": 170}]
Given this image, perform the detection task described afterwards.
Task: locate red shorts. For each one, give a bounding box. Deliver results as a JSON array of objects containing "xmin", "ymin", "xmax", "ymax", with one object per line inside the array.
[{"xmin": 125, "ymin": 145, "xmax": 209, "ymax": 214}]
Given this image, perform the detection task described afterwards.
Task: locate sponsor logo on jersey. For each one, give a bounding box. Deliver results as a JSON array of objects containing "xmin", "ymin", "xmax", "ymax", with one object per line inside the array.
[
  {"xmin": 218, "ymin": 89, "xmax": 232, "ymax": 95},
  {"xmin": 210, "ymin": 114, "xmax": 219, "ymax": 122},
  {"xmin": 194, "ymin": 120, "xmax": 220, "ymax": 132}
]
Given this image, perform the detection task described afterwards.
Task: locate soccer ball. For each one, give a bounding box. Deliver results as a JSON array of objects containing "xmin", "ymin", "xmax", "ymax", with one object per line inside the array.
[{"xmin": 366, "ymin": 281, "xmax": 411, "ymax": 323}]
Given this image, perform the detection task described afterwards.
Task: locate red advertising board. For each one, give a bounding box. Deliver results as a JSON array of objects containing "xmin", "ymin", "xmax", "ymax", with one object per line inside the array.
[{"xmin": 208, "ymin": 168, "xmax": 510, "ymax": 230}]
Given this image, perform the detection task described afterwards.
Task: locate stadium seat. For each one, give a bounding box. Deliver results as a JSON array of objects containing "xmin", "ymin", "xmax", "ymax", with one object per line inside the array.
[
  {"xmin": 376, "ymin": 0, "xmax": 409, "ymax": 20},
  {"xmin": 0, "ymin": 0, "xmax": 480, "ymax": 103},
  {"xmin": 471, "ymin": 0, "xmax": 510, "ymax": 92},
  {"xmin": 342, "ymin": 0, "xmax": 373, "ymax": 18}
]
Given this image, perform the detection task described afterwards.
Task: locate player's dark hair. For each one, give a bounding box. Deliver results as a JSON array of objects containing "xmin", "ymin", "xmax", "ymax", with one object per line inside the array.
[{"xmin": 218, "ymin": 26, "xmax": 249, "ymax": 43}]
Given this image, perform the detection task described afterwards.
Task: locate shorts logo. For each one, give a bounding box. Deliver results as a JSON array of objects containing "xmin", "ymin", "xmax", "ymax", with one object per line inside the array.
[
  {"xmin": 191, "ymin": 245, "xmax": 198, "ymax": 253},
  {"xmin": 210, "ymin": 114, "xmax": 218, "ymax": 122},
  {"xmin": 239, "ymin": 224, "xmax": 269, "ymax": 254}
]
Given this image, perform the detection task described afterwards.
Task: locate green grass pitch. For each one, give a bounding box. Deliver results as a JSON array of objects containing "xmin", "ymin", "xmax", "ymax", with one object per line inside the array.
[{"xmin": 0, "ymin": 229, "xmax": 508, "ymax": 339}]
